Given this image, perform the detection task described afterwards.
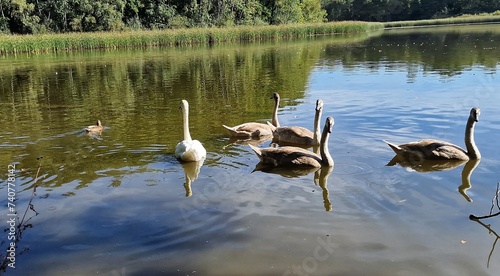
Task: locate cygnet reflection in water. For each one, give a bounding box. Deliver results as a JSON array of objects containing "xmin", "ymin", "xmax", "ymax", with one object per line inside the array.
[
  {"xmin": 253, "ymin": 164, "xmax": 334, "ymax": 212},
  {"xmin": 386, "ymin": 155, "xmax": 481, "ymax": 202}
]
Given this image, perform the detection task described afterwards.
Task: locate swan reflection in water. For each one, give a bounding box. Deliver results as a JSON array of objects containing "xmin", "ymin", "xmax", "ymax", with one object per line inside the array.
[
  {"xmin": 180, "ymin": 157, "xmax": 205, "ymax": 197},
  {"xmin": 314, "ymin": 166, "xmax": 334, "ymax": 211},
  {"xmin": 86, "ymin": 131, "xmax": 102, "ymax": 139},
  {"xmin": 386, "ymin": 155, "xmax": 481, "ymax": 202},
  {"xmin": 223, "ymin": 134, "xmax": 273, "ymax": 148},
  {"xmin": 253, "ymin": 164, "xmax": 334, "ymax": 212}
]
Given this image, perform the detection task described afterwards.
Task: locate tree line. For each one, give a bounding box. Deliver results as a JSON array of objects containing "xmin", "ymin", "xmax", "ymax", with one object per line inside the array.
[
  {"xmin": 324, "ymin": 0, "xmax": 500, "ymax": 22},
  {"xmin": 1, "ymin": 0, "xmax": 499, "ymax": 34}
]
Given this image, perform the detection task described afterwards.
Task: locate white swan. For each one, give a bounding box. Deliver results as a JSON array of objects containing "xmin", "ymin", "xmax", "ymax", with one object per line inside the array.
[
  {"xmin": 222, "ymin": 93, "xmax": 280, "ymax": 138},
  {"xmin": 249, "ymin": 117, "xmax": 335, "ymax": 168},
  {"xmin": 268, "ymin": 99, "xmax": 323, "ymax": 146},
  {"xmin": 385, "ymin": 107, "xmax": 481, "ymax": 161},
  {"xmin": 175, "ymin": 100, "xmax": 207, "ymax": 162}
]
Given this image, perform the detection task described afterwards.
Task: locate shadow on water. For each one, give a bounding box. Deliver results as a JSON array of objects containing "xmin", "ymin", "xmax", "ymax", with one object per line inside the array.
[{"xmin": 386, "ymin": 155, "xmax": 481, "ymax": 202}]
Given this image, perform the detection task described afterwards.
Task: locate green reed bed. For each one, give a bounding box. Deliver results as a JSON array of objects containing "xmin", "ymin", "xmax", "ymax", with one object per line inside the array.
[
  {"xmin": 209, "ymin": 21, "xmax": 382, "ymax": 43},
  {"xmin": 0, "ymin": 21, "xmax": 382, "ymax": 55},
  {"xmin": 384, "ymin": 12, "xmax": 500, "ymax": 28}
]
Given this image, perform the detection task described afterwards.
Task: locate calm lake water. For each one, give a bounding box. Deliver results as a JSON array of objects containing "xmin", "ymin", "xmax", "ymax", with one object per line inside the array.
[{"xmin": 1, "ymin": 24, "xmax": 500, "ymax": 275}]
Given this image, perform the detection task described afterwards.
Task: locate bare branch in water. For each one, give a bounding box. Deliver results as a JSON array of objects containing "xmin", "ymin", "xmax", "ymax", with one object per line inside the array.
[
  {"xmin": 0, "ymin": 157, "xmax": 43, "ymax": 272},
  {"xmin": 469, "ymin": 215, "xmax": 500, "ymax": 268},
  {"xmin": 18, "ymin": 157, "xmax": 42, "ymax": 233},
  {"xmin": 469, "ymin": 212, "xmax": 500, "ymax": 220},
  {"xmin": 468, "ymin": 181, "xmax": 500, "ymax": 268},
  {"xmin": 470, "ymin": 182, "xmax": 500, "ymax": 220},
  {"xmin": 494, "ymin": 182, "xmax": 500, "ymax": 211}
]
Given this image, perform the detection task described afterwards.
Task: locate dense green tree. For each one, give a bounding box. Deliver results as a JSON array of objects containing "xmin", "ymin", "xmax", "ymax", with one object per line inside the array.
[
  {"xmin": 1, "ymin": 0, "xmax": 40, "ymax": 33},
  {"xmin": 300, "ymin": 0, "xmax": 327, "ymax": 23},
  {"xmin": 450, "ymin": 0, "xmax": 500, "ymax": 15},
  {"xmin": 324, "ymin": 0, "xmax": 415, "ymax": 21},
  {"xmin": 233, "ymin": 0, "xmax": 268, "ymax": 25},
  {"xmin": 0, "ymin": 0, "xmax": 10, "ymax": 32},
  {"xmin": 31, "ymin": 0, "xmax": 72, "ymax": 32},
  {"xmin": 323, "ymin": 0, "xmax": 500, "ymax": 22},
  {"xmin": 185, "ymin": 0, "xmax": 212, "ymax": 26},
  {"xmin": 69, "ymin": 0, "xmax": 125, "ymax": 32},
  {"xmin": 271, "ymin": 0, "xmax": 302, "ymax": 24},
  {"xmin": 183, "ymin": 0, "xmax": 269, "ymax": 27},
  {"xmin": 211, "ymin": 0, "xmax": 269, "ymax": 26},
  {"xmin": 138, "ymin": 0, "xmax": 185, "ymax": 29},
  {"xmin": 123, "ymin": 0, "xmax": 143, "ymax": 28}
]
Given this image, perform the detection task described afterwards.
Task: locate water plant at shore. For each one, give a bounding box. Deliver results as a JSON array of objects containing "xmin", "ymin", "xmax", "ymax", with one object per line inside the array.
[
  {"xmin": 2, "ymin": 12, "xmax": 500, "ymax": 56},
  {"xmin": 0, "ymin": 21, "xmax": 382, "ymax": 55},
  {"xmin": 384, "ymin": 12, "xmax": 500, "ymax": 28}
]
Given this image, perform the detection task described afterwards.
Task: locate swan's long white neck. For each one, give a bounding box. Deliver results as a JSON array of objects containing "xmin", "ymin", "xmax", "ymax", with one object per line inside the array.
[
  {"xmin": 320, "ymin": 118, "xmax": 334, "ymax": 167},
  {"xmin": 272, "ymin": 94, "xmax": 280, "ymax": 127},
  {"xmin": 465, "ymin": 115, "xmax": 480, "ymax": 159},
  {"xmin": 313, "ymin": 101, "xmax": 323, "ymax": 145},
  {"xmin": 182, "ymin": 100, "xmax": 192, "ymax": 142}
]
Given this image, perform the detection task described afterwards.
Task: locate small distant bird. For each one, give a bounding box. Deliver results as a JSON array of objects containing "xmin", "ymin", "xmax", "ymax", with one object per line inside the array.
[{"xmin": 85, "ymin": 120, "xmax": 103, "ymax": 133}]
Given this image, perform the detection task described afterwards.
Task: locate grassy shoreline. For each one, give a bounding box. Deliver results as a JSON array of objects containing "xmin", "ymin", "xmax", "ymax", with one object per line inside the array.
[
  {"xmin": 1, "ymin": 13, "xmax": 500, "ymax": 56},
  {"xmin": 383, "ymin": 13, "xmax": 500, "ymax": 28},
  {"xmin": 0, "ymin": 21, "xmax": 382, "ymax": 55}
]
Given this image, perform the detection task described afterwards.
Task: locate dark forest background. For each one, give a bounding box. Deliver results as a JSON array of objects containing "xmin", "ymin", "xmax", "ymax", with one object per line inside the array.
[{"xmin": 1, "ymin": 0, "xmax": 499, "ymax": 34}]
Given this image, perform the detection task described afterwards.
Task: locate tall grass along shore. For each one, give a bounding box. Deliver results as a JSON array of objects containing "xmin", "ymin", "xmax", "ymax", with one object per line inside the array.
[
  {"xmin": 2, "ymin": 13, "xmax": 499, "ymax": 56},
  {"xmin": 384, "ymin": 12, "xmax": 500, "ymax": 28},
  {"xmin": 0, "ymin": 22, "xmax": 382, "ymax": 55}
]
